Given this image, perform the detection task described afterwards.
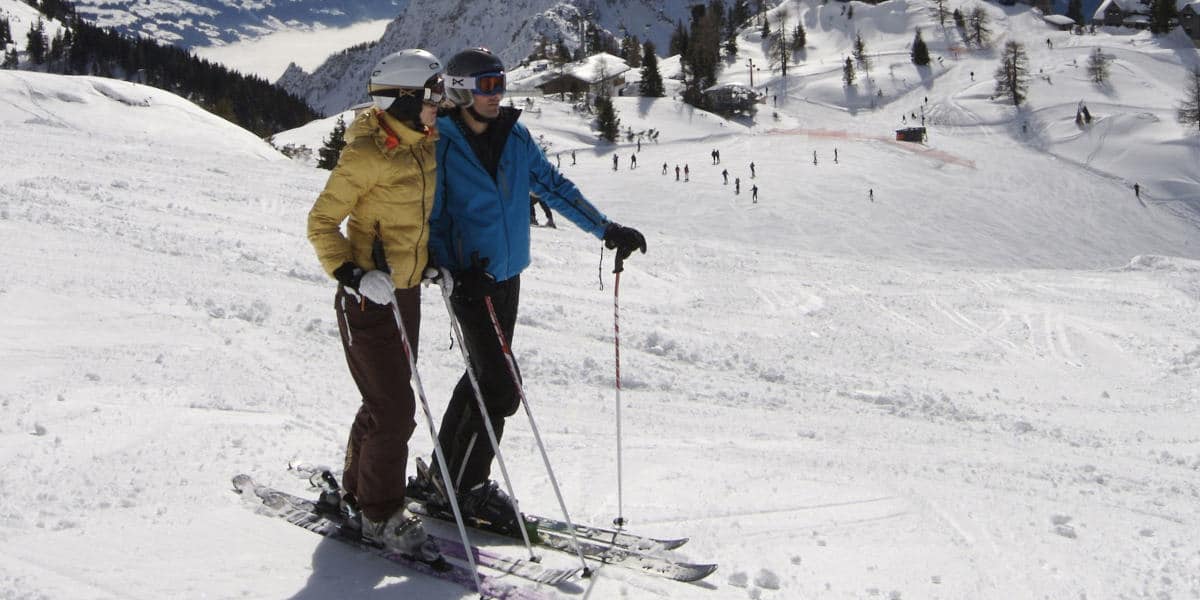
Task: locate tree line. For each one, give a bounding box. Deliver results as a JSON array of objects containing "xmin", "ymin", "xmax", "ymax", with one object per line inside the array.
[{"xmin": 1, "ymin": 0, "xmax": 318, "ymax": 137}]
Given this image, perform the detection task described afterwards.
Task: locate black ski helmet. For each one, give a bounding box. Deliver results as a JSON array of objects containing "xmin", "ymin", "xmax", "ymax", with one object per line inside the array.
[{"xmin": 444, "ymin": 47, "xmax": 506, "ymax": 108}]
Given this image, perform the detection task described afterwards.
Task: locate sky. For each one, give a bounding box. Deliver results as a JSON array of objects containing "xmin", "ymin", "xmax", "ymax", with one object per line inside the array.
[{"xmin": 2, "ymin": 1, "xmax": 1199, "ymax": 599}]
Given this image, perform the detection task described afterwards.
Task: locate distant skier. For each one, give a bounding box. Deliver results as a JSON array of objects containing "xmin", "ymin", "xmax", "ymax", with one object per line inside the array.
[
  {"xmin": 530, "ymin": 193, "xmax": 555, "ymax": 228},
  {"xmin": 571, "ymin": 150, "xmax": 576, "ymax": 165},
  {"xmin": 812, "ymin": 151, "xmax": 818, "ymax": 166},
  {"xmin": 834, "ymin": 148, "xmax": 838, "ymax": 163},
  {"xmin": 751, "ymin": 185, "xmax": 758, "ymax": 203},
  {"xmin": 662, "ymin": 162, "xmax": 668, "ymax": 175},
  {"xmin": 675, "ymin": 165, "xmax": 681, "ymax": 181},
  {"xmin": 555, "ymin": 153, "xmax": 561, "ymax": 168},
  {"xmin": 637, "ymin": 139, "xmax": 642, "ymax": 152},
  {"xmin": 722, "ymin": 169, "xmax": 729, "ymax": 185},
  {"xmin": 630, "ymin": 154, "xmax": 637, "ymax": 169},
  {"xmin": 684, "ymin": 164, "xmax": 690, "ymax": 181},
  {"xmin": 749, "ymin": 162, "xmax": 756, "ymax": 178},
  {"xmin": 711, "ymin": 149, "xmax": 718, "ymax": 164},
  {"xmin": 735, "ymin": 177, "xmax": 741, "ymax": 195},
  {"xmin": 869, "ymin": 188, "xmax": 874, "ymax": 202},
  {"xmin": 613, "ymin": 154, "xmax": 618, "ymax": 171},
  {"xmin": 1134, "ymin": 183, "xmax": 1141, "ymax": 199}
]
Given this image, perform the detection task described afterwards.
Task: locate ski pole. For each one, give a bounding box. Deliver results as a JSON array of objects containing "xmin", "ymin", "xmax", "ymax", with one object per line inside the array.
[
  {"xmin": 438, "ymin": 282, "xmax": 538, "ymax": 562},
  {"xmin": 612, "ymin": 253, "xmax": 626, "ymax": 530},
  {"xmin": 484, "ymin": 295, "xmax": 592, "ymax": 577},
  {"xmin": 385, "ymin": 299, "xmax": 484, "ymax": 595}
]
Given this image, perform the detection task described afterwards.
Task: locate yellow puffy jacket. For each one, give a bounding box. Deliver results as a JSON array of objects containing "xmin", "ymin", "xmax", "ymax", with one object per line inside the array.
[{"xmin": 307, "ymin": 108, "xmax": 438, "ymax": 289}]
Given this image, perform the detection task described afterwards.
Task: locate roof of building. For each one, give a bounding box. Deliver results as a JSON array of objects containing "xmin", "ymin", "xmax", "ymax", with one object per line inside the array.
[
  {"xmin": 1093, "ymin": 0, "xmax": 1150, "ymax": 20},
  {"xmin": 550, "ymin": 53, "xmax": 631, "ymax": 85},
  {"xmin": 1044, "ymin": 14, "xmax": 1076, "ymax": 25}
]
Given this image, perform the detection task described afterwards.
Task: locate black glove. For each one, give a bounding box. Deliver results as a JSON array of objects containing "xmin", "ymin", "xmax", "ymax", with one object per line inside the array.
[
  {"xmin": 451, "ymin": 254, "xmax": 497, "ymax": 302},
  {"xmin": 603, "ymin": 223, "xmax": 647, "ymax": 267},
  {"xmin": 333, "ymin": 262, "xmax": 365, "ymax": 290}
]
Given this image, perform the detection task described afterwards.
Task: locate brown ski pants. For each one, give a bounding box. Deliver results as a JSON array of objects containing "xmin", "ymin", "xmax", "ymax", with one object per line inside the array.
[{"xmin": 334, "ymin": 284, "xmax": 420, "ymax": 523}]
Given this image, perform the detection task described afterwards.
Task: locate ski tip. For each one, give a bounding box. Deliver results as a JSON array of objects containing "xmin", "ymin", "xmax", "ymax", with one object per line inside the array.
[
  {"xmin": 231, "ymin": 474, "xmax": 255, "ymax": 493},
  {"xmin": 662, "ymin": 537, "xmax": 690, "ymax": 550},
  {"xmin": 681, "ymin": 563, "xmax": 719, "ymax": 582}
]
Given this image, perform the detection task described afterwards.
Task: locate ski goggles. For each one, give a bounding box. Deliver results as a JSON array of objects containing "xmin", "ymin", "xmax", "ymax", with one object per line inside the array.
[
  {"xmin": 371, "ymin": 76, "xmax": 446, "ymax": 108},
  {"xmin": 448, "ymin": 71, "xmax": 506, "ymax": 96}
]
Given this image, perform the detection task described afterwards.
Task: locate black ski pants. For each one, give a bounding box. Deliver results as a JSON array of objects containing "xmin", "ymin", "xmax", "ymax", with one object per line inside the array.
[
  {"xmin": 335, "ymin": 284, "xmax": 420, "ymax": 523},
  {"xmin": 436, "ymin": 276, "xmax": 522, "ymax": 493}
]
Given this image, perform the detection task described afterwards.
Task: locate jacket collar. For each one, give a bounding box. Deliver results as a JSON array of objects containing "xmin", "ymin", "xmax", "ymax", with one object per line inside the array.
[{"xmin": 353, "ymin": 108, "xmax": 437, "ymax": 156}]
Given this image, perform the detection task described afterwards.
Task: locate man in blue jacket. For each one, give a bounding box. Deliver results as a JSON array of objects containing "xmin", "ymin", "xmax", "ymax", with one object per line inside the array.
[{"xmin": 419, "ymin": 48, "xmax": 646, "ymax": 533}]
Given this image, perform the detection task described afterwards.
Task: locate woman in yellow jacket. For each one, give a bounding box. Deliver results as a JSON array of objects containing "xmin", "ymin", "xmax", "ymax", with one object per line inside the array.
[{"xmin": 306, "ymin": 48, "xmax": 444, "ymax": 562}]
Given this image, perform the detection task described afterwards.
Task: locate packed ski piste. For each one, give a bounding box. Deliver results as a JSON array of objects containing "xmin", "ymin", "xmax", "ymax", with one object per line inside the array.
[{"xmin": 6, "ymin": 0, "xmax": 1200, "ymax": 596}]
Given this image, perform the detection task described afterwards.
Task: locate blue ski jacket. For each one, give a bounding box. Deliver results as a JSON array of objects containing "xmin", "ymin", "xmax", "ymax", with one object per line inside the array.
[{"xmin": 429, "ymin": 108, "xmax": 611, "ymax": 282}]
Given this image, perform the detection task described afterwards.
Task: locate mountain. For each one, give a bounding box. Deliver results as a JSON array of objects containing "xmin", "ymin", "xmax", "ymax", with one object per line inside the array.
[
  {"xmin": 67, "ymin": 0, "xmax": 409, "ymax": 48},
  {"xmin": 277, "ymin": 0, "xmax": 701, "ymax": 116},
  {"xmin": 4, "ymin": 1, "xmax": 1200, "ymax": 598}
]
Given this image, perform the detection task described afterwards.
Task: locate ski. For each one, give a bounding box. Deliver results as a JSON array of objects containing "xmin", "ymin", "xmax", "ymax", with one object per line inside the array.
[
  {"xmin": 409, "ymin": 500, "xmax": 718, "ymax": 583},
  {"xmin": 231, "ymin": 474, "xmax": 572, "ymax": 598},
  {"xmin": 289, "ymin": 461, "xmax": 688, "ymax": 553},
  {"xmin": 286, "ymin": 463, "xmax": 717, "ymax": 582}
]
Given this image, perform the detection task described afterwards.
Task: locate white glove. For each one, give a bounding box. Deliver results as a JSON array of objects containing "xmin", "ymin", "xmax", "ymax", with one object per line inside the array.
[
  {"xmin": 422, "ymin": 266, "xmax": 454, "ymax": 296},
  {"xmin": 357, "ymin": 270, "xmax": 395, "ymax": 305}
]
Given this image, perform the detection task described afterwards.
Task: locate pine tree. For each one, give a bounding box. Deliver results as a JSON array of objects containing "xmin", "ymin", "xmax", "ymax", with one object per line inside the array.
[
  {"xmin": 1149, "ymin": 0, "xmax": 1178, "ymax": 34},
  {"xmin": 761, "ymin": 14, "xmax": 771, "ymax": 38},
  {"xmin": 768, "ymin": 15, "xmax": 791, "ymax": 76},
  {"xmin": 639, "ymin": 42, "xmax": 665, "ymax": 97},
  {"xmin": 2, "ymin": 49, "xmax": 18, "ymax": 70},
  {"xmin": 1, "ymin": 17, "xmax": 12, "ymax": 45},
  {"xmin": 1066, "ymin": 0, "xmax": 1084, "ymax": 25},
  {"xmin": 853, "ymin": 32, "xmax": 870, "ymax": 71},
  {"xmin": 1178, "ymin": 68, "xmax": 1200, "ymax": 131},
  {"xmin": 316, "ymin": 115, "xmax": 347, "ymax": 170},
  {"xmin": 554, "ymin": 38, "xmax": 571, "ymax": 65},
  {"xmin": 725, "ymin": 35, "xmax": 738, "ymax": 58},
  {"xmin": 27, "ymin": 18, "xmax": 47, "ymax": 65},
  {"xmin": 911, "ymin": 28, "xmax": 931, "ymax": 66},
  {"xmin": 953, "ymin": 8, "xmax": 966, "ymax": 33},
  {"xmin": 730, "ymin": 0, "xmax": 751, "ymax": 31},
  {"xmin": 993, "ymin": 40, "xmax": 1030, "ymax": 106},
  {"xmin": 792, "ymin": 23, "xmax": 806, "ymax": 51},
  {"xmin": 681, "ymin": 5, "xmax": 722, "ymax": 108},
  {"xmin": 969, "ymin": 6, "xmax": 991, "ymax": 48},
  {"xmin": 621, "ymin": 35, "xmax": 642, "ymax": 68},
  {"xmin": 595, "ymin": 94, "xmax": 620, "ymax": 142},
  {"xmin": 843, "ymin": 56, "xmax": 856, "ymax": 86},
  {"xmin": 1086, "ymin": 47, "xmax": 1109, "ymax": 84},
  {"xmin": 669, "ymin": 21, "xmax": 688, "ymax": 57},
  {"xmin": 934, "ymin": 0, "xmax": 948, "ymax": 26}
]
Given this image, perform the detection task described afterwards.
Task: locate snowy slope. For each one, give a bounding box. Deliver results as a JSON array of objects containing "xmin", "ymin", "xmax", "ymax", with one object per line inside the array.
[{"xmin": 3, "ymin": 2, "xmax": 1200, "ymax": 599}]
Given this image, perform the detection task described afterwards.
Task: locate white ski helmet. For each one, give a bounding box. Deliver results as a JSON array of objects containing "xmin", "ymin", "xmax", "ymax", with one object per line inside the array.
[{"xmin": 368, "ymin": 49, "xmax": 445, "ymax": 112}]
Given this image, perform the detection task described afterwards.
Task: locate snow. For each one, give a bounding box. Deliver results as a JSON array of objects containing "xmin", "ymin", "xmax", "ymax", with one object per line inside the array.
[{"xmin": 3, "ymin": 1, "xmax": 1200, "ymax": 599}]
